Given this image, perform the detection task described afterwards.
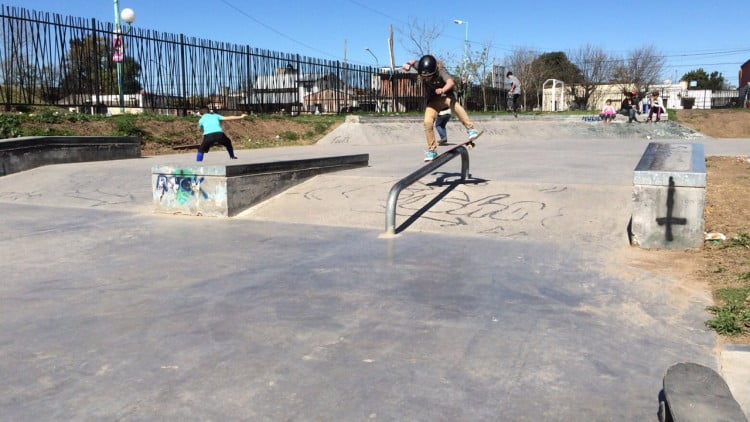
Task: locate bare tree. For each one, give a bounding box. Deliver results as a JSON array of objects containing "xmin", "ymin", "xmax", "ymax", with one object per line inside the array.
[
  {"xmin": 504, "ymin": 47, "xmax": 539, "ymax": 111},
  {"xmin": 613, "ymin": 45, "xmax": 665, "ymax": 94},
  {"xmin": 398, "ymin": 18, "xmax": 443, "ymax": 58},
  {"xmin": 569, "ymin": 44, "xmax": 613, "ymax": 109},
  {"xmin": 0, "ymin": 20, "xmax": 38, "ymax": 106},
  {"xmin": 453, "ymin": 41, "xmax": 493, "ymax": 109}
]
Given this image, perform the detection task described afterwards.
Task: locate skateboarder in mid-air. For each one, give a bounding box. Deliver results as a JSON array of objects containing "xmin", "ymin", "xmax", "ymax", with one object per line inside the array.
[{"xmin": 403, "ymin": 55, "xmax": 480, "ymax": 162}]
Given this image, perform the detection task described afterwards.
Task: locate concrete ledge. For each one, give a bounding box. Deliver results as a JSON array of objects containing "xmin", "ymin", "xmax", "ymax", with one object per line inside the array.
[
  {"xmin": 631, "ymin": 142, "xmax": 706, "ymax": 249},
  {"xmin": 0, "ymin": 136, "xmax": 141, "ymax": 176},
  {"xmin": 152, "ymin": 154, "xmax": 369, "ymax": 217}
]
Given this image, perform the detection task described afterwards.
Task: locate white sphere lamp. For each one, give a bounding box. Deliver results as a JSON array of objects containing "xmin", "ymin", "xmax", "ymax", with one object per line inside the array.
[{"xmin": 121, "ymin": 8, "xmax": 136, "ymax": 24}]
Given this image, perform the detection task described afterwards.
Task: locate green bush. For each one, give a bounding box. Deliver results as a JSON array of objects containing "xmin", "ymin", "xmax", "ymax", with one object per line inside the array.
[
  {"xmin": 25, "ymin": 127, "xmax": 72, "ymax": 136},
  {"xmin": 0, "ymin": 114, "xmax": 22, "ymax": 138},
  {"xmin": 280, "ymin": 131, "xmax": 298, "ymax": 141},
  {"xmin": 115, "ymin": 117, "xmax": 147, "ymax": 137}
]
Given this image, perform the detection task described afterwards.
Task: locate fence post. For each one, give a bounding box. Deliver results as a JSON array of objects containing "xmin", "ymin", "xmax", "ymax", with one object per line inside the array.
[
  {"xmin": 179, "ymin": 33, "xmax": 187, "ymax": 116},
  {"xmin": 3, "ymin": 6, "xmax": 13, "ymax": 111},
  {"xmin": 245, "ymin": 45, "xmax": 251, "ymax": 112},
  {"xmin": 91, "ymin": 18, "xmax": 100, "ymax": 114},
  {"xmin": 295, "ymin": 54, "xmax": 301, "ymax": 113},
  {"xmin": 336, "ymin": 61, "xmax": 341, "ymax": 113}
]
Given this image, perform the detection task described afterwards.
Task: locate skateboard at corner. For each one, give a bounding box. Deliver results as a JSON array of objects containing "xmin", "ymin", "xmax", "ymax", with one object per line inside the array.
[
  {"xmin": 456, "ymin": 130, "xmax": 484, "ymax": 151},
  {"xmin": 658, "ymin": 362, "xmax": 747, "ymax": 422}
]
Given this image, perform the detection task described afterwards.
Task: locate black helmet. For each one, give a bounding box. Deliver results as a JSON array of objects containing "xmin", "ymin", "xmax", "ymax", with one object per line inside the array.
[{"xmin": 417, "ymin": 55, "xmax": 437, "ymax": 76}]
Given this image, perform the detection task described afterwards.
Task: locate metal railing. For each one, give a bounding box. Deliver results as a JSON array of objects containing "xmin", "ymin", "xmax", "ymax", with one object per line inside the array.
[{"xmin": 384, "ymin": 146, "xmax": 471, "ymax": 235}]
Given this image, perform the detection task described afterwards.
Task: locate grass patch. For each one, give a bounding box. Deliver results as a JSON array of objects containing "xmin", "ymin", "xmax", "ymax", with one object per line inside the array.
[
  {"xmin": 722, "ymin": 232, "xmax": 750, "ymax": 249},
  {"xmin": 0, "ymin": 113, "xmax": 22, "ymax": 137},
  {"xmin": 667, "ymin": 109, "xmax": 680, "ymax": 123},
  {"xmin": 114, "ymin": 116, "xmax": 147, "ymax": 137},
  {"xmin": 24, "ymin": 127, "xmax": 73, "ymax": 136},
  {"xmin": 279, "ymin": 131, "xmax": 299, "ymax": 141},
  {"xmin": 706, "ymin": 287, "xmax": 750, "ymax": 336}
]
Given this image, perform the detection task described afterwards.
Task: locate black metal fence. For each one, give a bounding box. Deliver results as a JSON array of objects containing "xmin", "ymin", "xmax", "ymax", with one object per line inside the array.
[{"xmin": 0, "ymin": 5, "xmax": 505, "ymax": 115}]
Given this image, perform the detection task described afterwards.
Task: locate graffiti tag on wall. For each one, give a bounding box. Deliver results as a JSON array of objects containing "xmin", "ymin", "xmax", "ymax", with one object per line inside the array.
[{"xmin": 155, "ymin": 169, "xmax": 209, "ymax": 205}]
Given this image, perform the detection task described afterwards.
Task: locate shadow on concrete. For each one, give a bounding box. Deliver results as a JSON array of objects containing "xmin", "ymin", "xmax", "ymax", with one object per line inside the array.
[{"xmin": 395, "ymin": 172, "xmax": 488, "ymax": 234}]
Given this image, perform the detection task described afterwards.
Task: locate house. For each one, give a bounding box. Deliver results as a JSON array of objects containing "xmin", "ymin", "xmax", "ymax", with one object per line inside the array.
[
  {"xmin": 740, "ymin": 59, "xmax": 750, "ymax": 87},
  {"xmin": 58, "ymin": 91, "xmax": 180, "ymax": 115},
  {"xmin": 243, "ymin": 66, "xmax": 342, "ymax": 113},
  {"xmin": 374, "ymin": 71, "xmax": 420, "ymax": 112},
  {"xmin": 542, "ymin": 79, "xmax": 740, "ymax": 112}
]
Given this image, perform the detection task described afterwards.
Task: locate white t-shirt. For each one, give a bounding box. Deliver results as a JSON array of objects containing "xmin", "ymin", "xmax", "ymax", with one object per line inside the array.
[{"xmin": 508, "ymin": 75, "xmax": 521, "ymax": 94}]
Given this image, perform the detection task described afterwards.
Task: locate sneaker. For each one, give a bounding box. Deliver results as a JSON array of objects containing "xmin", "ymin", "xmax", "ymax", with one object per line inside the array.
[
  {"xmin": 437, "ymin": 139, "xmax": 448, "ymax": 146},
  {"xmin": 424, "ymin": 150, "xmax": 438, "ymax": 162},
  {"xmin": 467, "ymin": 129, "xmax": 479, "ymax": 141}
]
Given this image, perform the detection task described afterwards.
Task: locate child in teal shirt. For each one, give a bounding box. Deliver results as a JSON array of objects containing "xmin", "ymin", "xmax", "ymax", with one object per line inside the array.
[{"xmin": 196, "ymin": 108, "xmax": 247, "ymax": 161}]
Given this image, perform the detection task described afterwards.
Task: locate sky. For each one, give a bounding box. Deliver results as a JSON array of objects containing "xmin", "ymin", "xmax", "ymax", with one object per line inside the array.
[{"xmin": 4, "ymin": 0, "xmax": 749, "ymax": 87}]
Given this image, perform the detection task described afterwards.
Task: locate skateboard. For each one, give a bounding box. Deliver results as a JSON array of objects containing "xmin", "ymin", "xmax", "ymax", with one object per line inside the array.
[
  {"xmin": 450, "ymin": 130, "xmax": 484, "ymax": 151},
  {"xmin": 658, "ymin": 362, "xmax": 747, "ymax": 422}
]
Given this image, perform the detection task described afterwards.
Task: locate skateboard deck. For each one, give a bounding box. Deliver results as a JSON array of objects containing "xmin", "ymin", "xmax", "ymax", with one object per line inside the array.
[
  {"xmin": 450, "ymin": 130, "xmax": 484, "ymax": 151},
  {"xmin": 658, "ymin": 362, "xmax": 747, "ymax": 422}
]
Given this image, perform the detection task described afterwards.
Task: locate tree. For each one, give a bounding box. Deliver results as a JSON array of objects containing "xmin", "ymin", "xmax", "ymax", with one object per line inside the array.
[
  {"xmin": 528, "ymin": 52, "xmax": 582, "ymax": 109},
  {"xmin": 452, "ymin": 41, "xmax": 493, "ymax": 110},
  {"xmin": 612, "ymin": 45, "xmax": 665, "ymax": 94},
  {"xmin": 59, "ymin": 35, "xmax": 141, "ymax": 99},
  {"xmin": 0, "ymin": 21, "xmax": 45, "ymax": 106},
  {"xmin": 504, "ymin": 47, "xmax": 539, "ymax": 111},
  {"xmin": 398, "ymin": 18, "xmax": 443, "ymax": 58},
  {"xmin": 569, "ymin": 44, "xmax": 614, "ymax": 109},
  {"xmin": 681, "ymin": 68, "xmax": 726, "ymax": 90}
]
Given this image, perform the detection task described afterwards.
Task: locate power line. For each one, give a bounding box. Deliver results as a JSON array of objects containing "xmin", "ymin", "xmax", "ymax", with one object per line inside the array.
[
  {"xmin": 347, "ymin": 0, "xmax": 408, "ymax": 26},
  {"xmin": 218, "ymin": 0, "xmax": 340, "ymax": 60}
]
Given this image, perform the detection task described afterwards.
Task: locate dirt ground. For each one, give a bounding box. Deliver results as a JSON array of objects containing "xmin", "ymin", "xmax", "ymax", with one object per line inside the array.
[
  {"xmin": 632, "ymin": 109, "xmax": 750, "ymax": 343},
  {"xmin": 138, "ymin": 116, "xmax": 328, "ymax": 156},
  {"xmin": 675, "ymin": 108, "xmax": 750, "ymax": 138}
]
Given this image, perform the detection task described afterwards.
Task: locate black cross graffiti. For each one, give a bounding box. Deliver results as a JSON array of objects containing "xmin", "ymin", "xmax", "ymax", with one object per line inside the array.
[{"xmin": 656, "ymin": 176, "xmax": 687, "ymax": 242}]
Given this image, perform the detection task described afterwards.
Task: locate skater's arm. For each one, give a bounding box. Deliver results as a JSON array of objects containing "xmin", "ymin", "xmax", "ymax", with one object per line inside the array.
[
  {"xmin": 222, "ymin": 113, "xmax": 248, "ymax": 121},
  {"xmin": 402, "ymin": 59, "xmax": 417, "ymax": 72},
  {"xmin": 436, "ymin": 78, "xmax": 454, "ymax": 95}
]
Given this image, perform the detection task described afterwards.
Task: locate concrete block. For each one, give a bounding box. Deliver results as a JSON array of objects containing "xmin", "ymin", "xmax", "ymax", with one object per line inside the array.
[
  {"xmin": 0, "ymin": 136, "xmax": 141, "ymax": 176},
  {"xmin": 631, "ymin": 142, "xmax": 705, "ymax": 249},
  {"xmin": 152, "ymin": 154, "xmax": 369, "ymax": 217}
]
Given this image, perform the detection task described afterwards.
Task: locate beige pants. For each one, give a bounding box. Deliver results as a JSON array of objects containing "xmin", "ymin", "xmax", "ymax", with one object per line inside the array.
[{"xmin": 423, "ymin": 97, "xmax": 474, "ymax": 151}]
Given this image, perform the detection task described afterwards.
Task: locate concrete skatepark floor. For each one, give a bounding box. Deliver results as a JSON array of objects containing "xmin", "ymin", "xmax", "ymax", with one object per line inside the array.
[{"xmin": 1, "ymin": 115, "xmax": 750, "ymax": 419}]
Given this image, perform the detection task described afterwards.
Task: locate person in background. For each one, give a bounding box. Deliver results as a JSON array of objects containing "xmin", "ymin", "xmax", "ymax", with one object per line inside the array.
[
  {"xmin": 507, "ymin": 71, "xmax": 521, "ymax": 117},
  {"xmin": 196, "ymin": 108, "xmax": 246, "ymax": 161},
  {"xmin": 435, "ymin": 107, "xmax": 452, "ymax": 145},
  {"xmin": 618, "ymin": 91, "xmax": 639, "ymax": 123},
  {"xmin": 599, "ymin": 99, "xmax": 616, "ymax": 124},
  {"xmin": 403, "ymin": 54, "xmax": 480, "ymax": 162},
  {"xmin": 646, "ymin": 91, "xmax": 664, "ymax": 123}
]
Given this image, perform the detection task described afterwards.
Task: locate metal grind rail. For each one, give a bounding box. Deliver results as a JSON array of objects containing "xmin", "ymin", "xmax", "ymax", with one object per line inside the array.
[{"xmin": 384, "ymin": 146, "xmax": 471, "ymax": 235}]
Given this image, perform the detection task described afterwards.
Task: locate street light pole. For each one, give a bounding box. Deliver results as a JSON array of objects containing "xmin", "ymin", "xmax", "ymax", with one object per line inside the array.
[
  {"xmin": 453, "ymin": 19, "xmax": 469, "ymax": 67},
  {"xmin": 453, "ymin": 19, "xmax": 470, "ymax": 104},
  {"xmin": 364, "ymin": 48, "xmax": 380, "ymax": 68},
  {"xmin": 113, "ymin": 0, "xmax": 135, "ymax": 114}
]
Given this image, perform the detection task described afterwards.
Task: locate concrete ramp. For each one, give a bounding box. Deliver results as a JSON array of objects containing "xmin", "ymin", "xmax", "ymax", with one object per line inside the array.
[
  {"xmin": 240, "ymin": 174, "xmax": 632, "ymax": 244},
  {"xmin": 317, "ymin": 116, "xmax": 704, "ymax": 147}
]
